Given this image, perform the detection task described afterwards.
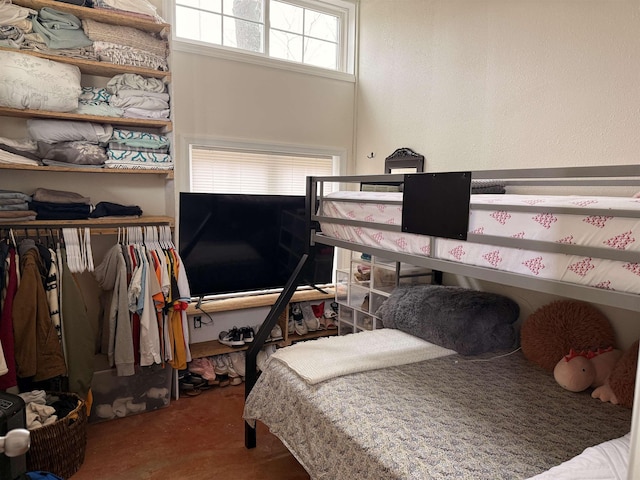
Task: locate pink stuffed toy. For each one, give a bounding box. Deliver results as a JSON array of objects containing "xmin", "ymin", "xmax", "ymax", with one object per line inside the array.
[{"xmin": 553, "ymin": 342, "xmax": 639, "ymax": 408}]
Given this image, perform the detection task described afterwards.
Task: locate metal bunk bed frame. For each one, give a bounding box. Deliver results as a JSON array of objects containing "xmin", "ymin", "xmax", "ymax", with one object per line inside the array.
[{"xmin": 245, "ymin": 164, "xmax": 640, "ymax": 480}]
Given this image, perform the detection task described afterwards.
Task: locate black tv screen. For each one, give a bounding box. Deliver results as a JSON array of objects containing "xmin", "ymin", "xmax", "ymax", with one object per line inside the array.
[{"xmin": 179, "ymin": 192, "xmax": 334, "ymax": 298}]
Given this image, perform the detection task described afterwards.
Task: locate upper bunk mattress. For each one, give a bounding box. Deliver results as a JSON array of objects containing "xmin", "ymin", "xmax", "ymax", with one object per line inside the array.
[{"xmin": 319, "ymin": 192, "xmax": 640, "ymax": 294}]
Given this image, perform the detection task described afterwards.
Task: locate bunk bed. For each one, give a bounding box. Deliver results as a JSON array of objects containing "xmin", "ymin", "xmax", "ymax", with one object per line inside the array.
[{"xmin": 243, "ymin": 163, "xmax": 640, "ymax": 479}]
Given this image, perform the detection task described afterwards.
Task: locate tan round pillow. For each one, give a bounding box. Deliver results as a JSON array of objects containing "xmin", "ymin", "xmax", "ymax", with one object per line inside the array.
[{"xmin": 520, "ymin": 300, "xmax": 616, "ymax": 372}]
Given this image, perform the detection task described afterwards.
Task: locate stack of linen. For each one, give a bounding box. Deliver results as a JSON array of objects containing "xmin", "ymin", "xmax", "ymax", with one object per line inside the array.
[
  {"xmin": 82, "ymin": 18, "xmax": 168, "ymax": 71},
  {"xmin": 107, "ymin": 73, "xmax": 169, "ymax": 120},
  {"xmin": 105, "ymin": 128, "xmax": 172, "ymax": 170},
  {"xmin": 22, "ymin": 7, "xmax": 97, "ymax": 61},
  {"xmin": 74, "ymin": 86, "xmax": 124, "ymax": 118},
  {"xmin": 92, "ymin": 0, "xmax": 164, "ymax": 23},
  {"xmin": 0, "ymin": 137, "xmax": 41, "ymax": 167},
  {"xmin": 27, "ymin": 119, "xmax": 111, "ymax": 169},
  {"xmin": 28, "ymin": 188, "xmax": 91, "ymax": 220},
  {"xmin": 0, "ymin": 190, "xmax": 36, "ymax": 223},
  {"xmin": 0, "ymin": 0, "xmax": 35, "ymax": 48}
]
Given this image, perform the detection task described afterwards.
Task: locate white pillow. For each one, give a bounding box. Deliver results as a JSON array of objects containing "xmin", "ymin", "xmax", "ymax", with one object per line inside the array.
[{"xmin": 0, "ymin": 50, "xmax": 81, "ymax": 112}]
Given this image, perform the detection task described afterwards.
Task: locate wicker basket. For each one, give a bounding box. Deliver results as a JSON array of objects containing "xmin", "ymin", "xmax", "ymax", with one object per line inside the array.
[{"xmin": 26, "ymin": 392, "xmax": 87, "ymax": 479}]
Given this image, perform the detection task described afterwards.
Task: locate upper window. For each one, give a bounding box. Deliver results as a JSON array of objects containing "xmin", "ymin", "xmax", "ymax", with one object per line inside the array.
[{"xmin": 172, "ymin": 0, "xmax": 356, "ymax": 76}]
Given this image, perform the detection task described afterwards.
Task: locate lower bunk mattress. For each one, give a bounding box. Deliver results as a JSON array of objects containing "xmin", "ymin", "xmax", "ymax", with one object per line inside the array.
[
  {"xmin": 319, "ymin": 192, "xmax": 640, "ymax": 294},
  {"xmin": 244, "ymin": 331, "xmax": 632, "ymax": 479}
]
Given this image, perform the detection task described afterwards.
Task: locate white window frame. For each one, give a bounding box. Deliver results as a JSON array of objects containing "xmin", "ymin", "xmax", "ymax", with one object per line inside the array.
[{"xmin": 165, "ymin": 0, "xmax": 357, "ymax": 82}]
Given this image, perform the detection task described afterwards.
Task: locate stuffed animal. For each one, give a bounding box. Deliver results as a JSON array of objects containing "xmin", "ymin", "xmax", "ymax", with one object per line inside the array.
[{"xmin": 521, "ymin": 299, "xmax": 638, "ymax": 408}]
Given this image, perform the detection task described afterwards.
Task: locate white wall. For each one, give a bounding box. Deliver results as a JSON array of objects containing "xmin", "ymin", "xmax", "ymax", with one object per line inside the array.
[
  {"xmin": 355, "ymin": 0, "xmax": 640, "ymax": 347},
  {"xmin": 355, "ymin": 0, "xmax": 640, "ymax": 174},
  {"xmin": 170, "ymin": 51, "xmax": 357, "ymax": 197}
]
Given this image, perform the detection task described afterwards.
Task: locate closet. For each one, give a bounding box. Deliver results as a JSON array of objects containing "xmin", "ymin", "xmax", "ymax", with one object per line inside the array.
[{"xmin": 0, "ymin": 0, "xmax": 181, "ymax": 418}]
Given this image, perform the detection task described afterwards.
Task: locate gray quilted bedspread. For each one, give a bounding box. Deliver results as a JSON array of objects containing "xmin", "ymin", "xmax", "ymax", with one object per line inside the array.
[{"xmin": 243, "ymin": 351, "xmax": 632, "ymax": 480}]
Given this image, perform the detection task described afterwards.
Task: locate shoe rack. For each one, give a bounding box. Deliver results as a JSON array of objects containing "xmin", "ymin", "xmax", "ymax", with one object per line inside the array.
[
  {"xmin": 335, "ymin": 252, "xmax": 432, "ymax": 335},
  {"xmin": 187, "ymin": 288, "xmax": 336, "ymax": 359}
]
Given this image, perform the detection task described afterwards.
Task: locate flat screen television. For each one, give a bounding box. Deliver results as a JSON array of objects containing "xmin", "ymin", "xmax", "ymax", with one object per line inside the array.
[{"xmin": 178, "ymin": 192, "xmax": 334, "ymax": 298}]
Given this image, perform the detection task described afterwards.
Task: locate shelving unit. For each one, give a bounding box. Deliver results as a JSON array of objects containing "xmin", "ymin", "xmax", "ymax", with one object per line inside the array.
[
  {"xmin": 187, "ymin": 288, "xmax": 337, "ymax": 359},
  {"xmin": 335, "ymin": 252, "xmax": 432, "ymax": 334},
  {"xmin": 1, "ymin": 1, "xmax": 174, "ymax": 227}
]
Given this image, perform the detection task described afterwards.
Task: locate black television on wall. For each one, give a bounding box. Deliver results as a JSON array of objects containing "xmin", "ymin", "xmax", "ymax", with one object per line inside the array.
[{"xmin": 178, "ymin": 192, "xmax": 334, "ymax": 298}]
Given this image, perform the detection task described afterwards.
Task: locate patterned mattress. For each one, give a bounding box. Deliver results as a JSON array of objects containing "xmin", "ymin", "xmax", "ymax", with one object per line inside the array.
[
  {"xmin": 244, "ymin": 351, "xmax": 632, "ymax": 480},
  {"xmin": 319, "ymin": 192, "xmax": 640, "ymax": 294}
]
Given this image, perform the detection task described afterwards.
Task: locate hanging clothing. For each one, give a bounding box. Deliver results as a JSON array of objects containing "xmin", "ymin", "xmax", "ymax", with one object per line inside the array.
[
  {"xmin": 12, "ymin": 245, "xmax": 67, "ymax": 381},
  {"xmin": 94, "ymin": 243, "xmax": 135, "ymax": 376},
  {"xmin": 60, "ymin": 246, "xmax": 96, "ymax": 398},
  {"xmin": 0, "ymin": 246, "xmax": 18, "ymax": 389}
]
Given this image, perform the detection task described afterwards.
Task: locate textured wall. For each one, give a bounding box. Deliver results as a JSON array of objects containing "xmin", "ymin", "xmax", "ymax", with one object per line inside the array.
[{"xmin": 356, "ymin": 0, "xmax": 640, "ymax": 174}]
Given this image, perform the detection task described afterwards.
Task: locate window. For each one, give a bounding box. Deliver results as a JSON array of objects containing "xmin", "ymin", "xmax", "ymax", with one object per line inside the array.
[
  {"xmin": 189, "ymin": 145, "xmax": 336, "ymax": 195},
  {"xmin": 172, "ymin": 0, "xmax": 356, "ymax": 76}
]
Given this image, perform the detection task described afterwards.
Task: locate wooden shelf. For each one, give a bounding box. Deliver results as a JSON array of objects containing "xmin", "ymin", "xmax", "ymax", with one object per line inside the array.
[
  {"xmin": 0, "ymin": 46, "xmax": 170, "ymax": 80},
  {"xmin": 0, "ymin": 163, "xmax": 174, "ymax": 178},
  {"xmin": 0, "ymin": 215, "xmax": 174, "ymax": 231},
  {"xmin": 13, "ymin": 0, "xmax": 169, "ymax": 35},
  {"xmin": 0, "ymin": 106, "xmax": 172, "ymax": 132},
  {"xmin": 186, "ymin": 288, "xmax": 335, "ymax": 315}
]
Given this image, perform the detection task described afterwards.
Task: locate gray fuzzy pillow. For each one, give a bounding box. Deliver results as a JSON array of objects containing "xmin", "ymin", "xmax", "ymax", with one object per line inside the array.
[{"xmin": 376, "ymin": 285, "xmax": 519, "ymax": 355}]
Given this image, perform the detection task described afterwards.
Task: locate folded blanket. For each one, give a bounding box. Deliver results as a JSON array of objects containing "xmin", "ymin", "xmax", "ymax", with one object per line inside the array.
[
  {"xmin": 38, "ymin": 141, "xmax": 108, "ymax": 165},
  {"xmin": 106, "ymin": 149, "xmax": 171, "ymax": 164},
  {"xmin": 74, "ymin": 100, "xmax": 124, "ymax": 117},
  {"xmin": 29, "ymin": 201, "xmax": 91, "ymax": 220},
  {"xmin": 82, "ymin": 19, "xmax": 167, "ymax": 58},
  {"xmin": 79, "ymin": 86, "xmax": 112, "ymax": 103},
  {"xmin": 106, "ymin": 73, "xmax": 166, "ymax": 94},
  {"xmin": 109, "ymin": 90, "xmax": 169, "ymax": 110},
  {"xmin": 110, "ymin": 128, "xmax": 169, "ymax": 149},
  {"xmin": 123, "ymin": 107, "xmax": 169, "ymax": 119},
  {"xmin": 31, "ymin": 7, "xmax": 92, "ymax": 49},
  {"xmin": 270, "ymin": 328, "xmax": 455, "ymax": 384},
  {"xmin": 92, "ymin": 41, "xmax": 168, "ymax": 71},
  {"xmin": 0, "ymin": 190, "xmax": 31, "ymax": 201},
  {"xmin": 32, "ymin": 188, "xmax": 91, "ymax": 205},
  {"xmin": 28, "ymin": 119, "xmax": 112, "ymax": 144},
  {"xmin": 103, "ymin": 161, "xmax": 173, "ymax": 170}
]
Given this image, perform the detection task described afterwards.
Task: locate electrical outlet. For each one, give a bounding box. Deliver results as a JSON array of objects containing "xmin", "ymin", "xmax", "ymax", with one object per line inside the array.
[{"xmin": 193, "ymin": 316, "xmax": 202, "ymax": 328}]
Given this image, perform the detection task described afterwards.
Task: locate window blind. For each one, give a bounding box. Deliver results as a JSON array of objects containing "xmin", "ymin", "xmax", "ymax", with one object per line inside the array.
[{"xmin": 190, "ymin": 147, "xmax": 334, "ymax": 195}]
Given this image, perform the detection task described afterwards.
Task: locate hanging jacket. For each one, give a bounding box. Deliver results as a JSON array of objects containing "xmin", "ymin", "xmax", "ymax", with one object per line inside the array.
[{"xmin": 12, "ymin": 247, "xmax": 67, "ymax": 381}]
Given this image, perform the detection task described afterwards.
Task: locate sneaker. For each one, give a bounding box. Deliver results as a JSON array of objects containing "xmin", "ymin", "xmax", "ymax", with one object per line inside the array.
[
  {"xmin": 219, "ymin": 327, "xmax": 245, "ymax": 347},
  {"xmin": 239, "ymin": 326, "xmax": 255, "ymax": 343},
  {"xmin": 223, "ymin": 355, "xmax": 243, "ymax": 386},
  {"xmin": 300, "ymin": 302, "xmax": 320, "ymax": 332},
  {"xmin": 188, "ymin": 358, "xmax": 216, "ymax": 382},
  {"xmin": 291, "ymin": 303, "xmax": 308, "ymax": 335},
  {"xmin": 324, "ymin": 302, "xmax": 338, "ymax": 330},
  {"xmin": 228, "ymin": 351, "xmax": 246, "ymax": 379},
  {"xmin": 213, "ymin": 355, "xmax": 228, "ymax": 376},
  {"xmin": 270, "ymin": 324, "xmax": 283, "ymax": 341},
  {"xmin": 312, "ymin": 302, "xmax": 326, "ymax": 330}
]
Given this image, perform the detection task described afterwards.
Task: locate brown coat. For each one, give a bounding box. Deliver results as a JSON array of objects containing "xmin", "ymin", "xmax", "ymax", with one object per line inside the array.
[{"xmin": 12, "ymin": 248, "xmax": 67, "ymax": 381}]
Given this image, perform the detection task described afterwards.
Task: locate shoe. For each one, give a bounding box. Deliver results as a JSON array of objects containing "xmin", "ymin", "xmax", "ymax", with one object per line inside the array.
[
  {"xmin": 312, "ymin": 302, "xmax": 326, "ymax": 330},
  {"xmin": 188, "ymin": 358, "xmax": 216, "ymax": 382},
  {"xmin": 291, "ymin": 303, "xmax": 308, "ymax": 335},
  {"xmin": 213, "ymin": 355, "xmax": 228, "ymax": 375},
  {"xmin": 270, "ymin": 324, "xmax": 283, "ymax": 341},
  {"xmin": 324, "ymin": 302, "xmax": 338, "ymax": 330},
  {"xmin": 287, "ymin": 314, "xmax": 295, "ymax": 335},
  {"xmin": 219, "ymin": 327, "xmax": 245, "ymax": 347},
  {"xmin": 239, "ymin": 326, "xmax": 255, "ymax": 343},
  {"xmin": 223, "ymin": 355, "xmax": 243, "ymax": 386},
  {"xmin": 228, "ymin": 351, "xmax": 246, "ymax": 379},
  {"xmin": 301, "ymin": 303, "xmax": 320, "ymax": 332}
]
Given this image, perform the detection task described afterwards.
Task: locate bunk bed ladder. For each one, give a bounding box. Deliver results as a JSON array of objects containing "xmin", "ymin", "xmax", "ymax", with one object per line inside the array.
[{"xmin": 244, "ymin": 253, "xmax": 309, "ymax": 449}]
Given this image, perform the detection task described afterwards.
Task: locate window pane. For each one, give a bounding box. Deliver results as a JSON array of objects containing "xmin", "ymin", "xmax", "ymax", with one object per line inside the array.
[
  {"xmin": 270, "ymin": 30, "xmax": 303, "ymax": 62},
  {"xmin": 177, "ymin": 0, "xmax": 221, "ymax": 14},
  {"xmin": 305, "ymin": 9, "xmax": 337, "ymax": 42},
  {"xmin": 304, "ymin": 37, "xmax": 337, "ymax": 69},
  {"xmin": 224, "ymin": 0, "xmax": 263, "ymax": 22},
  {"xmin": 224, "ymin": 17, "xmax": 263, "ymax": 52},
  {"xmin": 176, "ymin": 6, "xmax": 222, "ymax": 43},
  {"xmin": 271, "ymin": 1, "xmax": 303, "ymax": 34}
]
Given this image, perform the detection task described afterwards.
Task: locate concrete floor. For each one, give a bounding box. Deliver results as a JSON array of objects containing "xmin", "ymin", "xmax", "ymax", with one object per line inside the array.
[{"xmin": 70, "ymin": 383, "xmax": 310, "ymax": 480}]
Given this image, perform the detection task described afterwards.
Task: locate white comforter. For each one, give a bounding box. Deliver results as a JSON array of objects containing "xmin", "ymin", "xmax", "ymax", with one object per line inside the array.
[{"xmin": 528, "ymin": 433, "xmax": 629, "ymax": 480}]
